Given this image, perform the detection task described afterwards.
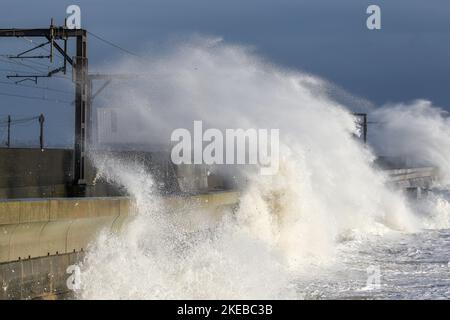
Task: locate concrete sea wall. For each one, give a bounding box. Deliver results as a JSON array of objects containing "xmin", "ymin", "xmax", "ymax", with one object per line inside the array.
[
  {"xmin": 0, "ymin": 148, "xmax": 73, "ymax": 199},
  {"xmin": 0, "ymin": 192, "xmax": 239, "ymax": 299}
]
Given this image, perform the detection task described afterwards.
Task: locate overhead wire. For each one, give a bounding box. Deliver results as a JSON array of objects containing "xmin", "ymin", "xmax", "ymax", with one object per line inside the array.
[
  {"xmin": 0, "ymin": 79, "xmax": 73, "ymax": 95},
  {"xmin": 0, "ymin": 30, "xmax": 144, "ymax": 108},
  {"xmin": 87, "ymin": 30, "xmax": 141, "ymax": 58},
  {"xmin": 0, "ymin": 56, "xmax": 48, "ymax": 73},
  {"xmin": 0, "ymin": 91, "xmax": 72, "ymax": 104}
]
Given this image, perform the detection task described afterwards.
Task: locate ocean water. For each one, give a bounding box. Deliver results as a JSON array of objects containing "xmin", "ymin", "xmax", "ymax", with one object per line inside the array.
[
  {"xmin": 298, "ymin": 228, "xmax": 450, "ymax": 299},
  {"xmin": 78, "ymin": 39, "xmax": 450, "ymax": 300},
  {"xmin": 78, "ymin": 178, "xmax": 450, "ymax": 300}
]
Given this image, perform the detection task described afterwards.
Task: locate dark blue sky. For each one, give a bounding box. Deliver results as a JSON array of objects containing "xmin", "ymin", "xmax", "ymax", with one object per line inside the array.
[{"xmin": 0, "ymin": 0, "xmax": 449, "ymax": 146}]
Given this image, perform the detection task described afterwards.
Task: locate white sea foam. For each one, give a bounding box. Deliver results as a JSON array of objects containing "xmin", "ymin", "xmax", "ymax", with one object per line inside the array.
[{"xmin": 78, "ymin": 38, "xmax": 450, "ymax": 299}]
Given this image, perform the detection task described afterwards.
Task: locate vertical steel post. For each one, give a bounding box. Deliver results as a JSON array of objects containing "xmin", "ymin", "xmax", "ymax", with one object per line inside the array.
[
  {"xmin": 353, "ymin": 113, "xmax": 368, "ymax": 144},
  {"xmin": 39, "ymin": 114, "xmax": 45, "ymax": 150},
  {"xmin": 7, "ymin": 115, "xmax": 10, "ymax": 147},
  {"xmin": 363, "ymin": 113, "xmax": 367, "ymax": 144},
  {"xmin": 0, "ymin": 26, "xmax": 90, "ymax": 193},
  {"xmin": 74, "ymin": 31, "xmax": 88, "ymax": 186}
]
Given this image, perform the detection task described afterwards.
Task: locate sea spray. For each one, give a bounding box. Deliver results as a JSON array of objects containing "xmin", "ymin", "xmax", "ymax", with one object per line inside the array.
[
  {"xmin": 81, "ymin": 156, "xmax": 296, "ymax": 299},
  {"xmin": 370, "ymin": 100, "xmax": 450, "ymax": 185},
  {"xmin": 78, "ymin": 38, "xmax": 447, "ymax": 299},
  {"xmin": 370, "ymin": 100, "xmax": 450, "ymax": 228}
]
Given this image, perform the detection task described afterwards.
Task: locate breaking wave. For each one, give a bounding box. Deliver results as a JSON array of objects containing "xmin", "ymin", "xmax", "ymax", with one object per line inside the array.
[{"xmin": 78, "ymin": 38, "xmax": 450, "ymax": 299}]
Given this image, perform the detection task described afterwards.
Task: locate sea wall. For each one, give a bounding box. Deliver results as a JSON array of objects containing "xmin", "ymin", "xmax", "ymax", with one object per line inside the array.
[
  {"xmin": 0, "ymin": 192, "xmax": 239, "ymax": 299},
  {"xmin": 0, "ymin": 148, "xmax": 73, "ymax": 199}
]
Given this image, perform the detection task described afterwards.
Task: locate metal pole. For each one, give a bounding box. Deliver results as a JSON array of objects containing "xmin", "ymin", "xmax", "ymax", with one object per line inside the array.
[
  {"xmin": 352, "ymin": 113, "xmax": 368, "ymax": 144},
  {"xmin": 74, "ymin": 31, "xmax": 88, "ymax": 187},
  {"xmin": 7, "ymin": 115, "xmax": 11, "ymax": 147},
  {"xmin": 363, "ymin": 114, "xmax": 367, "ymax": 144},
  {"xmin": 0, "ymin": 25, "xmax": 89, "ymax": 191},
  {"xmin": 39, "ymin": 114, "xmax": 45, "ymax": 150}
]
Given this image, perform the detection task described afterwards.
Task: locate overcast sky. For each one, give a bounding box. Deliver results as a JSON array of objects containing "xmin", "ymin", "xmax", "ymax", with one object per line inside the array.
[{"xmin": 0, "ymin": 0, "xmax": 449, "ymax": 147}]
